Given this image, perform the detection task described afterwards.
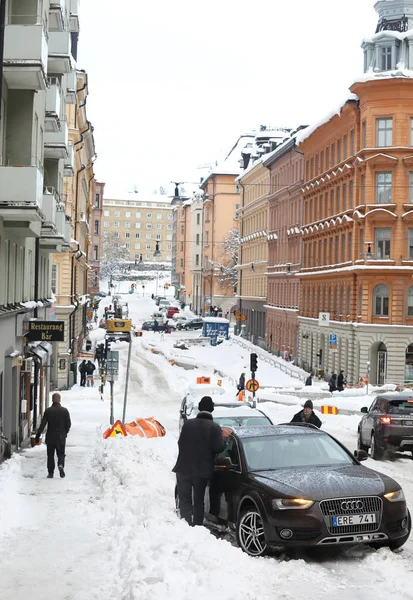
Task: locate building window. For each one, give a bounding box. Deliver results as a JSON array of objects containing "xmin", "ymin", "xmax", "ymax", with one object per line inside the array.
[
  {"xmin": 114, "ymin": 232, "xmax": 119, "ymax": 238},
  {"xmin": 146, "ymin": 243, "xmax": 151, "ymax": 250},
  {"xmin": 146, "ymin": 223, "xmax": 152, "ymax": 229},
  {"xmin": 167, "ymin": 214, "xmax": 173, "ymax": 220},
  {"xmin": 195, "ymin": 254, "xmax": 199, "ymax": 266},
  {"xmin": 103, "ymin": 221, "xmax": 109, "ymax": 227},
  {"xmin": 181, "ymin": 225, "xmax": 184, "ymax": 235},
  {"xmin": 336, "ymin": 186, "xmax": 341, "ymax": 212},
  {"xmin": 408, "ymin": 229, "xmax": 413, "ymax": 259},
  {"xmin": 135, "ymin": 233, "xmax": 140, "ymax": 239},
  {"xmin": 376, "ymin": 172, "xmax": 392, "ymax": 203},
  {"xmin": 205, "ymin": 206, "xmax": 210, "ymax": 221},
  {"xmin": 350, "ymin": 130, "xmax": 355, "ymax": 155},
  {"xmin": 135, "ymin": 223, "xmax": 141, "ymax": 229},
  {"xmin": 125, "ymin": 243, "xmax": 130, "ymax": 249},
  {"xmin": 125, "ymin": 212, "xmax": 131, "ymax": 218},
  {"xmin": 114, "ymin": 221, "xmax": 120, "ymax": 228},
  {"xmin": 235, "ymin": 204, "xmax": 240, "ymax": 219},
  {"xmin": 94, "ymin": 220, "xmax": 99, "ymax": 234},
  {"xmin": 180, "ymin": 258, "xmax": 184, "ymax": 267},
  {"xmin": 125, "ymin": 222, "xmax": 131, "ymax": 228},
  {"xmin": 103, "ymin": 232, "xmax": 109, "ymax": 238},
  {"xmin": 407, "ymin": 287, "xmax": 413, "ymax": 316},
  {"xmin": 157, "ymin": 223, "xmax": 162, "ymax": 229},
  {"xmin": 104, "ymin": 210, "xmax": 109, "ymax": 216},
  {"xmin": 93, "ymin": 245, "xmax": 98, "ymax": 260},
  {"xmin": 235, "ymin": 184, "xmax": 240, "ymax": 194},
  {"xmin": 196, "ymin": 213, "xmax": 200, "ymax": 225},
  {"xmin": 135, "ymin": 243, "xmax": 141, "ymax": 249},
  {"xmin": 349, "ymin": 180, "xmax": 354, "ymax": 205},
  {"xmin": 147, "ymin": 213, "xmax": 152, "ymax": 218},
  {"xmin": 156, "ymin": 234, "xmax": 161, "ymax": 240},
  {"xmin": 377, "ymin": 118, "xmax": 392, "ymax": 147},
  {"xmin": 359, "ymin": 285, "xmax": 363, "ymax": 315},
  {"xmin": 373, "ymin": 284, "xmax": 389, "ymax": 316},
  {"xmin": 135, "ymin": 212, "xmax": 141, "ymax": 218},
  {"xmin": 167, "ymin": 224, "xmax": 172, "ymax": 230},
  {"xmin": 167, "ymin": 234, "xmax": 172, "ymax": 240},
  {"xmin": 125, "ymin": 232, "xmax": 130, "ymax": 238},
  {"xmin": 362, "ymin": 122, "xmax": 367, "ymax": 148},
  {"xmin": 180, "ymin": 241, "xmax": 184, "ymax": 251},
  {"xmin": 343, "ymin": 134, "xmax": 348, "ymax": 158},
  {"xmin": 375, "ymin": 227, "xmax": 391, "ymax": 259},
  {"xmin": 157, "ymin": 213, "xmax": 162, "ymax": 219},
  {"xmin": 96, "ymin": 194, "xmax": 100, "ymax": 208},
  {"xmin": 361, "ymin": 175, "xmax": 365, "ymax": 204},
  {"xmin": 145, "ymin": 254, "xmax": 151, "ymax": 260},
  {"xmin": 343, "ymin": 184, "xmax": 347, "ymax": 210},
  {"xmin": 196, "ymin": 233, "xmax": 200, "ymax": 245},
  {"xmin": 410, "ymin": 172, "xmax": 413, "ymax": 203},
  {"xmin": 114, "ymin": 211, "xmax": 120, "ymax": 217},
  {"xmin": 146, "ymin": 233, "xmax": 151, "ymax": 239},
  {"xmin": 381, "ymin": 46, "xmax": 392, "ymax": 70},
  {"xmin": 205, "ymin": 231, "xmax": 209, "ymax": 245},
  {"xmin": 167, "ymin": 243, "xmax": 172, "ymax": 250},
  {"xmin": 337, "ymin": 139, "xmax": 341, "ymax": 163},
  {"xmin": 51, "ymin": 264, "xmax": 57, "ymax": 294}
]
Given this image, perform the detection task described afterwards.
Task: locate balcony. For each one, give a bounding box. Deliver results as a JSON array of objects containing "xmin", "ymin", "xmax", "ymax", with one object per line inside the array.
[
  {"xmin": 54, "ymin": 212, "xmax": 72, "ymax": 248},
  {"xmin": 40, "ymin": 187, "xmax": 65, "ymax": 251},
  {"xmin": 69, "ymin": 0, "xmax": 80, "ymax": 32},
  {"xmin": 65, "ymin": 69, "xmax": 77, "ymax": 104},
  {"xmin": 49, "ymin": 0, "xmax": 65, "ymax": 31},
  {"xmin": 48, "ymin": 31, "xmax": 72, "ymax": 74},
  {"xmin": 44, "ymin": 119, "xmax": 69, "ymax": 159},
  {"xmin": 64, "ymin": 143, "xmax": 75, "ymax": 176},
  {"xmin": 3, "ymin": 18, "xmax": 48, "ymax": 90},
  {"xmin": 45, "ymin": 77, "xmax": 62, "ymax": 132},
  {"xmin": 42, "ymin": 187, "xmax": 60, "ymax": 224},
  {"xmin": 0, "ymin": 159, "xmax": 43, "ymax": 234}
]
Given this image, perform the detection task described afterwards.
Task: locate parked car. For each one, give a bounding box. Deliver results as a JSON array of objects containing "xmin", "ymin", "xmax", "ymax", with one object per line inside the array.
[
  {"xmin": 158, "ymin": 299, "xmax": 170, "ymax": 308},
  {"xmin": 358, "ymin": 392, "xmax": 413, "ymax": 459},
  {"xmin": 180, "ymin": 318, "xmax": 203, "ymax": 331},
  {"xmin": 155, "ymin": 296, "xmax": 166, "ymax": 306},
  {"xmin": 152, "ymin": 311, "xmax": 164, "ymax": 319},
  {"xmin": 198, "ymin": 424, "xmax": 411, "ymax": 556},
  {"xmin": 167, "ymin": 306, "xmax": 180, "ymax": 318},
  {"xmin": 179, "ymin": 391, "xmax": 273, "ymax": 431}
]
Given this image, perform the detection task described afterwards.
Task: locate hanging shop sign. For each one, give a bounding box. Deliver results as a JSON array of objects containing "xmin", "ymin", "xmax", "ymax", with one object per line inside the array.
[{"xmin": 27, "ymin": 321, "xmax": 65, "ymax": 342}]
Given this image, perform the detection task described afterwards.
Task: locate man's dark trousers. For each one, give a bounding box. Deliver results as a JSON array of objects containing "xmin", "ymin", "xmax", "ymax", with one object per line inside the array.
[
  {"xmin": 176, "ymin": 473, "xmax": 208, "ymax": 526},
  {"xmin": 47, "ymin": 441, "xmax": 66, "ymax": 474}
]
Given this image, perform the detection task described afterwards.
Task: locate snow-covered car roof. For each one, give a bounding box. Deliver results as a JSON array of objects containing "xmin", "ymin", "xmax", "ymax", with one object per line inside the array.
[{"xmin": 186, "ymin": 384, "xmax": 226, "ymax": 397}]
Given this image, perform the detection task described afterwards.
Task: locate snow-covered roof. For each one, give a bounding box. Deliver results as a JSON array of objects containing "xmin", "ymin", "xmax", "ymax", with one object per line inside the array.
[
  {"xmin": 352, "ymin": 68, "xmax": 413, "ymax": 85},
  {"xmin": 363, "ymin": 28, "xmax": 413, "ymax": 45},
  {"xmin": 103, "ymin": 192, "xmax": 172, "ymax": 204},
  {"xmin": 296, "ymin": 94, "xmax": 359, "ymax": 145},
  {"xmin": 202, "ymin": 317, "xmax": 230, "ymax": 324}
]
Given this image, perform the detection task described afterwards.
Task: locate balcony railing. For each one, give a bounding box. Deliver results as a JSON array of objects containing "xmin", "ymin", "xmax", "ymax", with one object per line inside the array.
[
  {"xmin": 44, "ymin": 119, "xmax": 69, "ymax": 159},
  {"xmin": 65, "ymin": 69, "xmax": 77, "ymax": 104},
  {"xmin": 69, "ymin": 0, "xmax": 79, "ymax": 32},
  {"xmin": 64, "ymin": 143, "xmax": 75, "ymax": 176},
  {"xmin": 48, "ymin": 31, "xmax": 72, "ymax": 74},
  {"xmin": 45, "ymin": 77, "xmax": 62, "ymax": 132},
  {"xmin": 0, "ymin": 156, "xmax": 44, "ymax": 223},
  {"xmin": 42, "ymin": 187, "xmax": 60, "ymax": 223}
]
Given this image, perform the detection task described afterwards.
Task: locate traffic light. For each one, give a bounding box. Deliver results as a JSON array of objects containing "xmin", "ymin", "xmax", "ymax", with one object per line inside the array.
[{"xmin": 250, "ymin": 353, "xmax": 258, "ymax": 373}]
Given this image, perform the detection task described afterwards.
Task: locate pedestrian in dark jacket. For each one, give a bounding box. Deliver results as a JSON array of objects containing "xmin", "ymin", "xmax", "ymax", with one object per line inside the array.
[
  {"xmin": 337, "ymin": 370, "xmax": 346, "ymax": 392},
  {"xmin": 305, "ymin": 374, "xmax": 313, "ymax": 386},
  {"xmin": 236, "ymin": 372, "xmax": 246, "ymax": 396},
  {"xmin": 35, "ymin": 393, "xmax": 71, "ymax": 478},
  {"xmin": 291, "ymin": 399, "xmax": 322, "ymax": 428},
  {"xmin": 79, "ymin": 360, "xmax": 87, "ymax": 387},
  {"xmin": 329, "ymin": 373, "xmax": 337, "ymax": 393},
  {"xmin": 173, "ymin": 396, "xmax": 231, "ymax": 526},
  {"xmin": 85, "ymin": 360, "xmax": 96, "ymax": 387}
]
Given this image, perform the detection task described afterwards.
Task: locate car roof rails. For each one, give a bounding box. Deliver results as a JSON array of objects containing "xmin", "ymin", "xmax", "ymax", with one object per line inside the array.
[{"xmin": 278, "ymin": 422, "xmax": 320, "ymax": 430}]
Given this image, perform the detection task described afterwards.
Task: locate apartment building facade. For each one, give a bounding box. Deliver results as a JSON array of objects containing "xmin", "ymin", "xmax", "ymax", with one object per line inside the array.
[
  {"xmin": 298, "ymin": 0, "xmax": 413, "ymax": 385},
  {"xmin": 190, "ymin": 192, "xmax": 203, "ymax": 313},
  {"xmin": 0, "ymin": 0, "xmax": 83, "ymax": 459},
  {"xmin": 102, "ymin": 194, "xmax": 173, "ymax": 264},
  {"xmin": 265, "ymin": 137, "xmax": 304, "ymax": 361},
  {"xmin": 88, "ymin": 181, "xmax": 105, "ymax": 297}
]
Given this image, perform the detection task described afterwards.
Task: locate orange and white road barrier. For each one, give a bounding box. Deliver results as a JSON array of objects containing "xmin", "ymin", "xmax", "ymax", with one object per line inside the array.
[{"xmin": 321, "ymin": 405, "xmax": 338, "ymax": 415}]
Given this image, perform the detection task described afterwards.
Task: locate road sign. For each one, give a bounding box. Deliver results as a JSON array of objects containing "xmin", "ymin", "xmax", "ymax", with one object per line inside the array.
[
  {"xmin": 241, "ymin": 315, "xmax": 247, "ymax": 321},
  {"xmin": 246, "ymin": 379, "xmax": 260, "ymax": 392},
  {"xmin": 329, "ymin": 333, "xmax": 338, "ymax": 352},
  {"xmin": 103, "ymin": 419, "xmax": 127, "ymax": 439},
  {"xmin": 106, "ymin": 350, "xmax": 119, "ymax": 382},
  {"xmin": 319, "ymin": 312, "xmax": 330, "ymax": 327}
]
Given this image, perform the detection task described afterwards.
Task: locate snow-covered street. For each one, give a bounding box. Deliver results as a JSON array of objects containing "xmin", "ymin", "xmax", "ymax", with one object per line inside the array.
[{"xmin": 1, "ymin": 287, "xmax": 413, "ymax": 600}]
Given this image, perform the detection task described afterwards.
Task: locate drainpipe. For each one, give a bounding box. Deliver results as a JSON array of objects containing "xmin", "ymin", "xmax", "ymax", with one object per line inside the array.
[
  {"xmin": 238, "ymin": 181, "xmax": 246, "ymax": 335},
  {"xmin": 0, "ymin": 0, "xmax": 6, "ymax": 123},
  {"xmin": 32, "ymin": 237, "xmax": 40, "ymax": 430}
]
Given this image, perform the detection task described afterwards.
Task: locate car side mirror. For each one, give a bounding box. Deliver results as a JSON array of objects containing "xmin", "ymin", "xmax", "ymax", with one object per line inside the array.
[
  {"xmin": 215, "ymin": 456, "xmax": 234, "ymax": 469},
  {"xmin": 360, "ymin": 407, "xmax": 368, "ymax": 414},
  {"xmin": 354, "ymin": 449, "xmax": 368, "ymax": 462}
]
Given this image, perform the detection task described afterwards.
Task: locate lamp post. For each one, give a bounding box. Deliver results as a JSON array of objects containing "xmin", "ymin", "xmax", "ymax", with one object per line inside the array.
[{"xmin": 153, "ymin": 240, "xmax": 161, "ymax": 297}]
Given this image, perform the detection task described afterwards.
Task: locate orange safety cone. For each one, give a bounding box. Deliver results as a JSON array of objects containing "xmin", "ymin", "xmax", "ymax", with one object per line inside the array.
[{"xmin": 238, "ymin": 390, "xmax": 245, "ymax": 402}]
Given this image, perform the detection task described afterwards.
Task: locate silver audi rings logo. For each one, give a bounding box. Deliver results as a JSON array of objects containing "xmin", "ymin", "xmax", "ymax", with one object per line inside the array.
[{"xmin": 341, "ymin": 500, "xmax": 364, "ymax": 511}]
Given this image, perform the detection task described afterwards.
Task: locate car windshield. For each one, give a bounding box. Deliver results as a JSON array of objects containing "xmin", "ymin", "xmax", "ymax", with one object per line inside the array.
[
  {"xmin": 388, "ymin": 400, "xmax": 413, "ymax": 414},
  {"xmin": 242, "ymin": 434, "xmax": 355, "ymax": 471},
  {"xmin": 215, "ymin": 416, "xmax": 272, "ymax": 427}
]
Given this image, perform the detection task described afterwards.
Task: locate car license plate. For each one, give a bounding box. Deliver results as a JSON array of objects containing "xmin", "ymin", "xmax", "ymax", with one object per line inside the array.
[
  {"xmin": 403, "ymin": 420, "xmax": 413, "ymax": 426},
  {"xmin": 332, "ymin": 514, "xmax": 376, "ymax": 527}
]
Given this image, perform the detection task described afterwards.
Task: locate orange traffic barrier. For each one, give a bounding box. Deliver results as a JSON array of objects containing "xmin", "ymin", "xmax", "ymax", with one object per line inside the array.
[
  {"xmin": 238, "ymin": 390, "xmax": 245, "ymax": 402},
  {"xmin": 197, "ymin": 377, "xmax": 211, "ymax": 384},
  {"xmin": 321, "ymin": 405, "xmax": 338, "ymax": 415},
  {"xmin": 123, "ymin": 417, "xmax": 166, "ymax": 438},
  {"xmin": 170, "ymin": 360, "xmax": 175, "ymax": 366}
]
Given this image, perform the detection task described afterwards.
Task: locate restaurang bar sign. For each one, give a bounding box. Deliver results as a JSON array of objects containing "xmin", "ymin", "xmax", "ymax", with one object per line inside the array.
[{"xmin": 28, "ymin": 321, "xmax": 65, "ymax": 342}]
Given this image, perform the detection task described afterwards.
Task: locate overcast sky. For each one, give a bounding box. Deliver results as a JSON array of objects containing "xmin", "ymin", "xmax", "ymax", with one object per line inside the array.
[{"xmin": 77, "ymin": 0, "xmax": 378, "ymax": 196}]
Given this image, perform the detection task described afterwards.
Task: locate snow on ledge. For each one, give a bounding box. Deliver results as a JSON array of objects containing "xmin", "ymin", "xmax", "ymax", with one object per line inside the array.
[{"xmin": 297, "ymin": 94, "xmax": 358, "ymax": 145}]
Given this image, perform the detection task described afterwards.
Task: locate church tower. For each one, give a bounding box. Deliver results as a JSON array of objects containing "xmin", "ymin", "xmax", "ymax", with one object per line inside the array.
[{"xmin": 362, "ymin": 0, "xmax": 413, "ymax": 72}]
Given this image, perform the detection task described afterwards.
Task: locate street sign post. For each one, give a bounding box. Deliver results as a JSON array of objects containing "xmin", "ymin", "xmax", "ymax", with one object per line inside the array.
[
  {"xmin": 329, "ymin": 333, "xmax": 338, "ymax": 352},
  {"xmin": 246, "ymin": 379, "xmax": 260, "ymax": 393},
  {"xmin": 107, "ymin": 350, "xmax": 119, "ymax": 425}
]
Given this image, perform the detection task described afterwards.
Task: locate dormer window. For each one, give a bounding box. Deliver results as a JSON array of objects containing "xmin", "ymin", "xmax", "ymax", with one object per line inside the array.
[{"xmin": 380, "ymin": 46, "xmax": 392, "ymax": 71}]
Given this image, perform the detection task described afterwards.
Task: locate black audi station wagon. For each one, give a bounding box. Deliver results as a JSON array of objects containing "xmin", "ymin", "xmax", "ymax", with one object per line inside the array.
[{"xmin": 204, "ymin": 424, "xmax": 410, "ymax": 556}]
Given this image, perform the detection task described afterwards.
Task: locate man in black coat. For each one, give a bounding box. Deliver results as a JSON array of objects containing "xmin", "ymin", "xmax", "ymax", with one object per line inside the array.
[
  {"xmin": 173, "ymin": 396, "xmax": 231, "ymax": 526},
  {"xmin": 35, "ymin": 393, "xmax": 71, "ymax": 478},
  {"xmin": 337, "ymin": 370, "xmax": 346, "ymax": 392},
  {"xmin": 79, "ymin": 360, "xmax": 87, "ymax": 387},
  {"xmin": 291, "ymin": 399, "xmax": 322, "ymax": 428},
  {"xmin": 85, "ymin": 360, "xmax": 96, "ymax": 387}
]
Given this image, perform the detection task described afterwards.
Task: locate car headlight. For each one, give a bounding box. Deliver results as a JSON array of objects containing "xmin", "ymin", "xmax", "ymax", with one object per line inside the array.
[
  {"xmin": 272, "ymin": 498, "xmax": 314, "ymax": 510},
  {"xmin": 384, "ymin": 489, "xmax": 406, "ymax": 502}
]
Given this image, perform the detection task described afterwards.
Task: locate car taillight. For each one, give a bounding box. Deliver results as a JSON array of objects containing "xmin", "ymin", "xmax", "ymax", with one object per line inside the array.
[{"xmin": 380, "ymin": 416, "xmax": 391, "ymax": 424}]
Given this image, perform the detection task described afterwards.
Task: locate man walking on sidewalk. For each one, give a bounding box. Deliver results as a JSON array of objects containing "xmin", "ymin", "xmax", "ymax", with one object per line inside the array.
[{"xmin": 35, "ymin": 393, "xmax": 71, "ymax": 479}]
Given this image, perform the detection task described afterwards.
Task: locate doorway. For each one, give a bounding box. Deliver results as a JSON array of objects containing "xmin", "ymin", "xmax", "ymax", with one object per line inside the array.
[{"xmin": 377, "ymin": 343, "xmax": 387, "ymax": 385}]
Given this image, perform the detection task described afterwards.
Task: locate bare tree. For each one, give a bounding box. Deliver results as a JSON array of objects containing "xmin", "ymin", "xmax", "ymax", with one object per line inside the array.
[
  {"xmin": 210, "ymin": 228, "xmax": 239, "ymax": 291},
  {"xmin": 100, "ymin": 233, "xmax": 131, "ymax": 284}
]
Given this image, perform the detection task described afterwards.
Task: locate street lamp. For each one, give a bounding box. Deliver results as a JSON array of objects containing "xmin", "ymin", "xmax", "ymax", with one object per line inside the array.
[{"xmin": 153, "ymin": 241, "xmax": 161, "ymax": 296}]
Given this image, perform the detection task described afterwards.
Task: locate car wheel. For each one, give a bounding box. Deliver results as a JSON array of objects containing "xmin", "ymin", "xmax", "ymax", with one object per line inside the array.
[
  {"xmin": 236, "ymin": 506, "xmax": 267, "ymax": 557},
  {"xmin": 385, "ymin": 510, "xmax": 411, "ymax": 551},
  {"xmin": 357, "ymin": 429, "xmax": 369, "ymax": 453},
  {"xmin": 371, "ymin": 433, "xmax": 383, "ymax": 460}
]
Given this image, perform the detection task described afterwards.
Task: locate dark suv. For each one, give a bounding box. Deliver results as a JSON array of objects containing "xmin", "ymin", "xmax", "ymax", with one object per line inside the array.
[{"xmin": 358, "ymin": 393, "xmax": 413, "ymax": 460}]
